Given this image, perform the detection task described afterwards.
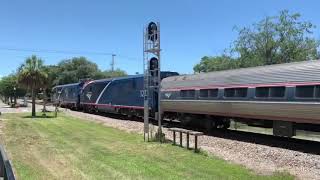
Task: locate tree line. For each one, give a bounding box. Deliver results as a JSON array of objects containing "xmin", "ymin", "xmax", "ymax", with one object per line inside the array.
[
  {"xmin": 0, "ymin": 56, "xmax": 127, "ymax": 116},
  {"xmin": 194, "ymin": 10, "xmax": 320, "ymax": 73}
]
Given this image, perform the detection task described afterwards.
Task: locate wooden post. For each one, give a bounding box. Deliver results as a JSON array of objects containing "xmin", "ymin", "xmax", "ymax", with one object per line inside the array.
[
  {"xmin": 173, "ymin": 131, "xmax": 176, "ymax": 145},
  {"xmin": 186, "ymin": 133, "xmax": 190, "ymax": 149},
  {"xmin": 179, "ymin": 132, "xmax": 183, "ymax": 147},
  {"xmin": 194, "ymin": 136, "xmax": 198, "ymax": 152}
]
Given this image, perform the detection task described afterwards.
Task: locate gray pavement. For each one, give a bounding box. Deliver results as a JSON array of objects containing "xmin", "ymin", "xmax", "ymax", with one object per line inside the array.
[{"xmin": 0, "ymin": 99, "xmax": 54, "ymax": 114}]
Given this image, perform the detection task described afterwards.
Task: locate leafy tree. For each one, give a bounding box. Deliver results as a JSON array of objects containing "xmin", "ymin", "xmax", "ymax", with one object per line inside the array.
[
  {"xmin": 194, "ymin": 56, "xmax": 239, "ymax": 73},
  {"xmin": 44, "ymin": 65, "xmax": 59, "ymax": 88},
  {"xmin": 17, "ymin": 55, "xmax": 48, "ymax": 117},
  {"xmin": 101, "ymin": 69, "xmax": 127, "ymax": 78},
  {"xmin": 53, "ymin": 57, "xmax": 127, "ymax": 84},
  {"xmin": 0, "ymin": 74, "xmax": 26, "ymax": 104},
  {"xmin": 194, "ymin": 10, "xmax": 320, "ymax": 73},
  {"xmin": 54, "ymin": 57, "xmax": 103, "ymax": 84},
  {"xmin": 41, "ymin": 65, "xmax": 59, "ymax": 112}
]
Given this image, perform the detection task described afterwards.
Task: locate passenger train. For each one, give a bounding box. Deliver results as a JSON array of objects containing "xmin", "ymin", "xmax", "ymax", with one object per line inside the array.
[
  {"xmin": 52, "ymin": 60, "xmax": 320, "ymax": 137},
  {"xmin": 52, "ymin": 71, "xmax": 179, "ymax": 116}
]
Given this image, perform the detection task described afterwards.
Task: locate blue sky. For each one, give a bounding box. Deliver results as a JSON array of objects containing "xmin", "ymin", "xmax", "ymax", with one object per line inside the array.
[{"xmin": 0, "ymin": 0, "xmax": 319, "ymax": 76}]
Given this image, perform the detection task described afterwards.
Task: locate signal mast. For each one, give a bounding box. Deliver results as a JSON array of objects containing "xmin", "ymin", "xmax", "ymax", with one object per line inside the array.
[{"xmin": 143, "ymin": 22, "xmax": 162, "ymax": 141}]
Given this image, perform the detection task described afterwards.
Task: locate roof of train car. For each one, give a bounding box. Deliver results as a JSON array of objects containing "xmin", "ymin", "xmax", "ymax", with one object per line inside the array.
[
  {"xmin": 53, "ymin": 71, "xmax": 179, "ymax": 90},
  {"xmin": 52, "ymin": 82, "xmax": 80, "ymax": 89},
  {"xmin": 84, "ymin": 75, "xmax": 142, "ymax": 86},
  {"xmin": 161, "ymin": 60, "xmax": 320, "ymax": 89},
  {"xmin": 91, "ymin": 78, "xmax": 114, "ymax": 83},
  {"xmin": 113, "ymin": 74, "xmax": 143, "ymax": 81},
  {"xmin": 82, "ymin": 78, "xmax": 114, "ymax": 88},
  {"xmin": 109, "ymin": 71, "xmax": 179, "ymax": 81}
]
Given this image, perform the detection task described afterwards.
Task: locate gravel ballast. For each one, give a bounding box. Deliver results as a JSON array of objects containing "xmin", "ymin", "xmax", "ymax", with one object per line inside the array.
[{"xmin": 66, "ymin": 110, "xmax": 320, "ymax": 180}]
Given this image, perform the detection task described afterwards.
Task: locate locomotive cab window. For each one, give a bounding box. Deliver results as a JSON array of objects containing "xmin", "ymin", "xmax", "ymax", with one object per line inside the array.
[{"xmin": 180, "ymin": 90, "xmax": 195, "ymax": 98}]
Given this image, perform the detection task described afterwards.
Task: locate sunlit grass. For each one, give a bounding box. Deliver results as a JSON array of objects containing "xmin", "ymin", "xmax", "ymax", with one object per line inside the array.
[{"xmin": 0, "ymin": 113, "xmax": 293, "ymax": 180}]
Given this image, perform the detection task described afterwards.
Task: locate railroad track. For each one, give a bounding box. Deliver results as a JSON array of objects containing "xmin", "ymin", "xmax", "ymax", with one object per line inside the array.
[
  {"xmin": 75, "ymin": 110, "xmax": 320, "ymax": 155},
  {"xmin": 161, "ymin": 119, "xmax": 320, "ymax": 155},
  {"xmin": 25, "ymin": 100, "xmax": 320, "ymax": 155}
]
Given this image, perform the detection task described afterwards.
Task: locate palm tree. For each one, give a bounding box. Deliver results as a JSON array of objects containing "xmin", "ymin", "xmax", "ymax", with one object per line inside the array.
[{"xmin": 18, "ymin": 55, "xmax": 48, "ymax": 117}]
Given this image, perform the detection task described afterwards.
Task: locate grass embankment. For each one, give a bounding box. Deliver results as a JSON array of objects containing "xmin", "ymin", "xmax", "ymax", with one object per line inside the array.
[{"xmin": 0, "ymin": 113, "xmax": 293, "ymax": 180}]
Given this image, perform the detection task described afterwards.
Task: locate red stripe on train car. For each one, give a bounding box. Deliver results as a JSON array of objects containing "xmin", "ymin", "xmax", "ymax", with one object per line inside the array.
[{"xmin": 162, "ymin": 81, "xmax": 320, "ymax": 91}]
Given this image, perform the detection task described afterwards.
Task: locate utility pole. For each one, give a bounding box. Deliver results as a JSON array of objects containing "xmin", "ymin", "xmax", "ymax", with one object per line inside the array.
[{"xmin": 111, "ymin": 54, "xmax": 116, "ymax": 72}]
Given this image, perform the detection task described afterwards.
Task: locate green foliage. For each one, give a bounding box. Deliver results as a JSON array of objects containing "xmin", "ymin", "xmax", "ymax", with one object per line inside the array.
[
  {"xmin": 53, "ymin": 57, "xmax": 127, "ymax": 85},
  {"xmin": 17, "ymin": 55, "xmax": 48, "ymax": 116},
  {"xmin": 194, "ymin": 56, "xmax": 239, "ymax": 73},
  {"xmin": 53, "ymin": 57, "xmax": 101, "ymax": 85},
  {"xmin": 43, "ymin": 65, "xmax": 59, "ymax": 88},
  {"xmin": 0, "ymin": 56, "xmax": 127, "ymax": 101},
  {"xmin": 101, "ymin": 69, "xmax": 127, "ymax": 78},
  {"xmin": 0, "ymin": 74, "xmax": 26, "ymax": 101},
  {"xmin": 194, "ymin": 10, "xmax": 320, "ymax": 73},
  {"xmin": 17, "ymin": 55, "xmax": 48, "ymax": 90}
]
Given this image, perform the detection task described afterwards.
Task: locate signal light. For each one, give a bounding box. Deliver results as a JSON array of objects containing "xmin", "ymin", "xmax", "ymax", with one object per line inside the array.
[
  {"xmin": 147, "ymin": 22, "xmax": 158, "ymax": 42},
  {"xmin": 149, "ymin": 57, "xmax": 159, "ymax": 77}
]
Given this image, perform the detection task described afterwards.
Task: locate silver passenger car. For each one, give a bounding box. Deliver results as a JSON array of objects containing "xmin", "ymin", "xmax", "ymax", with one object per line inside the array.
[{"xmin": 161, "ymin": 60, "xmax": 320, "ymax": 129}]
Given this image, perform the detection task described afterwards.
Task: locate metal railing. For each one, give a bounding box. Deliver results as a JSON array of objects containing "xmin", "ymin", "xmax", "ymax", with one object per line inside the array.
[{"xmin": 0, "ymin": 145, "xmax": 15, "ymax": 180}]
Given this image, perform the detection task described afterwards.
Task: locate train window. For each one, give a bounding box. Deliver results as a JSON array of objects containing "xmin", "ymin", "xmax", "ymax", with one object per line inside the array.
[
  {"xmin": 209, "ymin": 89, "xmax": 218, "ymax": 97},
  {"xmin": 199, "ymin": 89, "xmax": 209, "ymax": 97},
  {"xmin": 224, "ymin": 88, "xmax": 235, "ymax": 97},
  {"xmin": 180, "ymin": 90, "xmax": 195, "ymax": 98},
  {"xmin": 295, "ymin": 85, "xmax": 315, "ymax": 98},
  {"xmin": 224, "ymin": 88, "xmax": 247, "ymax": 98},
  {"xmin": 199, "ymin": 89, "xmax": 218, "ymax": 98},
  {"xmin": 270, "ymin": 86, "xmax": 285, "ymax": 98},
  {"xmin": 316, "ymin": 86, "xmax": 320, "ymax": 98},
  {"xmin": 235, "ymin": 88, "xmax": 247, "ymax": 97},
  {"xmin": 256, "ymin": 87, "xmax": 269, "ymax": 98}
]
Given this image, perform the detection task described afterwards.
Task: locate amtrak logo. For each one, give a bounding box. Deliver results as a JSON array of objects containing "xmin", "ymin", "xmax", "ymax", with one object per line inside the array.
[
  {"xmin": 140, "ymin": 90, "xmax": 145, "ymax": 97},
  {"xmin": 165, "ymin": 92, "xmax": 172, "ymax": 98},
  {"xmin": 86, "ymin": 92, "xmax": 92, "ymax": 100}
]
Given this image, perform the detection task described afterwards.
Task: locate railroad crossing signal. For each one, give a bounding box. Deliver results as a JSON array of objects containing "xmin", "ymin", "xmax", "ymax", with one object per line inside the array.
[{"xmin": 143, "ymin": 22, "xmax": 162, "ymax": 142}]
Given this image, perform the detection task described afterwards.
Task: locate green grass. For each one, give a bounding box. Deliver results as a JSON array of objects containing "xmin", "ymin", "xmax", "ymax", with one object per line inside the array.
[{"xmin": 0, "ymin": 113, "xmax": 293, "ymax": 180}]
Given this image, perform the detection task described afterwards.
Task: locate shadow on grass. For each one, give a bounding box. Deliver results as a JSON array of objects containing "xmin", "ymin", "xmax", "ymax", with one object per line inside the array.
[
  {"xmin": 147, "ymin": 138, "xmax": 207, "ymax": 155},
  {"xmin": 22, "ymin": 115, "xmax": 56, "ymax": 119}
]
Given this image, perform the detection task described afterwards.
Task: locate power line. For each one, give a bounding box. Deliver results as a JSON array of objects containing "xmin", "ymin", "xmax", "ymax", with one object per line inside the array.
[
  {"xmin": 0, "ymin": 47, "xmax": 140, "ymax": 61},
  {"xmin": 0, "ymin": 47, "xmax": 113, "ymax": 56}
]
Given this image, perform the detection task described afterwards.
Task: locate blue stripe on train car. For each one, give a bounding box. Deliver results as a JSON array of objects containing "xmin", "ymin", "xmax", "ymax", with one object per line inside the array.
[
  {"xmin": 97, "ymin": 75, "xmax": 144, "ymax": 112},
  {"xmin": 80, "ymin": 78, "xmax": 112, "ymax": 105}
]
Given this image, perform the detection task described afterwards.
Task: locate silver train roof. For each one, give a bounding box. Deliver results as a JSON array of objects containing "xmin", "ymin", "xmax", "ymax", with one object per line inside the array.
[{"xmin": 161, "ymin": 60, "xmax": 320, "ymax": 89}]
